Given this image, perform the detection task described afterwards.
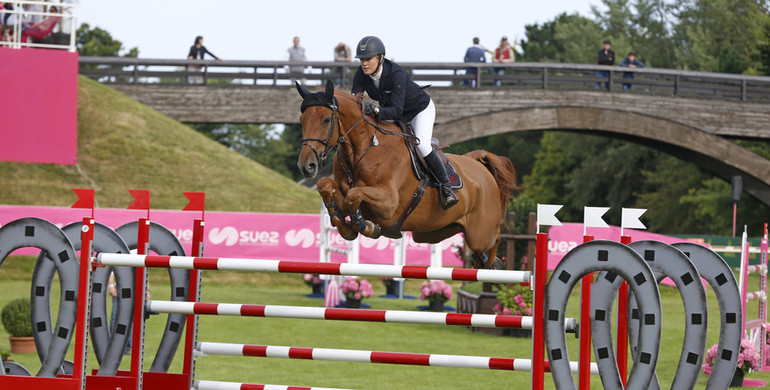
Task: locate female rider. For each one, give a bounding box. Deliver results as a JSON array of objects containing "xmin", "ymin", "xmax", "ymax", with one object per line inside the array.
[{"xmin": 351, "ymin": 36, "xmax": 458, "ymax": 209}]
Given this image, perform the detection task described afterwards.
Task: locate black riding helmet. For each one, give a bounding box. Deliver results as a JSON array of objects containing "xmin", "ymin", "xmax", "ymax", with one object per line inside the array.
[{"xmin": 355, "ymin": 36, "xmax": 386, "ymax": 59}]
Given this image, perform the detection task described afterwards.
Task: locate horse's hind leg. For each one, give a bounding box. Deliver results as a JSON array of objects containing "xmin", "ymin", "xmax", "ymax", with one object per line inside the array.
[{"xmin": 317, "ymin": 178, "xmax": 358, "ymax": 240}]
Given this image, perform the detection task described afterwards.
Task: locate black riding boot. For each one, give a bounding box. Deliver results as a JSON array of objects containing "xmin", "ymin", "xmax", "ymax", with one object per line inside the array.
[{"xmin": 424, "ymin": 150, "xmax": 458, "ymax": 209}]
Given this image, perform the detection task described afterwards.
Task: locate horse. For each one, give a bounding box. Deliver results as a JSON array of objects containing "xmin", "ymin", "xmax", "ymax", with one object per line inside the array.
[{"xmin": 295, "ymin": 80, "xmax": 517, "ymax": 268}]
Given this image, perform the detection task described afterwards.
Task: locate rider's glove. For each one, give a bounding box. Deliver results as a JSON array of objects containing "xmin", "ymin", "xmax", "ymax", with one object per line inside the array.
[{"xmin": 364, "ymin": 103, "xmax": 379, "ymax": 117}]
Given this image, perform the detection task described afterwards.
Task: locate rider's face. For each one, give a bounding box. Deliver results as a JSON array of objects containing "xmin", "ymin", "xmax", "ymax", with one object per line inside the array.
[{"xmin": 360, "ymin": 56, "xmax": 379, "ymax": 75}]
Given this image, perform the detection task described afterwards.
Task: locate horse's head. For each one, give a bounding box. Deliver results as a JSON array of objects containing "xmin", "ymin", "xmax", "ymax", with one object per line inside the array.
[{"xmin": 296, "ymin": 80, "xmax": 340, "ymax": 179}]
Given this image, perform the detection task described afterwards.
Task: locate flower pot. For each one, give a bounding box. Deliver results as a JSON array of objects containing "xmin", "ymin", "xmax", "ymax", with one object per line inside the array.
[
  {"xmin": 729, "ymin": 368, "xmax": 744, "ymax": 387},
  {"xmin": 429, "ymin": 299, "xmax": 447, "ymax": 312},
  {"xmin": 9, "ymin": 336, "xmax": 36, "ymax": 354},
  {"xmin": 346, "ymin": 298, "xmax": 361, "ymax": 308},
  {"xmin": 385, "ymin": 280, "xmax": 401, "ymax": 296},
  {"xmin": 311, "ymin": 283, "xmax": 324, "ymax": 295}
]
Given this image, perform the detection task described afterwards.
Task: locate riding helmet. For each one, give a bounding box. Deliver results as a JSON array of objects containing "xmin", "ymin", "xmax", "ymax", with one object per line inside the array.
[{"xmin": 355, "ymin": 36, "xmax": 386, "ymax": 59}]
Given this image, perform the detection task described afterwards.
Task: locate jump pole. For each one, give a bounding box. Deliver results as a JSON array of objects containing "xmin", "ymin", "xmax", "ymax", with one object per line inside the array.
[
  {"xmin": 194, "ymin": 342, "xmax": 600, "ymax": 374},
  {"xmin": 96, "ymin": 255, "xmax": 531, "ymax": 284}
]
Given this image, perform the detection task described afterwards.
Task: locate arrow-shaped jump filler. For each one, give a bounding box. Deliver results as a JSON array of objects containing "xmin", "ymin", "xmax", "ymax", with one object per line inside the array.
[
  {"xmin": 536, "ymin": 204, "xmax": 563, "ymax": 233},
  {"xmin": 621, "ymin": 207, "xmax": 647, "ymax": 236},
  {"xmin": 583, "ymin": 206, "xmax": 610, "ymax": 236}
]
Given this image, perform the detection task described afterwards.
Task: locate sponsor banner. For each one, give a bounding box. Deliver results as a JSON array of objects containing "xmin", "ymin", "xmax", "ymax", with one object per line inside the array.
[
  {"xmin": 0, "ymin": 48, "xmax": 78, "ymax": 164},
  {"xmin": 0, "ymin": 205, "xmax": 464, "ymax": 266},
  {"xmin": 547, "ymin": 223, "xmax": 702, "ymax": 270}
]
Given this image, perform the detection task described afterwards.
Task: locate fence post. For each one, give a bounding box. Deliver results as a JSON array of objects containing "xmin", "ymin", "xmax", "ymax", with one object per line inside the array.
[
  {"xmin": 203, "ymin": 65, "xmax": 208, "ymax": 85},
  {"xmin": 542, "ymin": 67, "xmax": 548, "ymax": 89},
  {"xmin": 608, "ymin": 70, "xmax": 614, "ymax": 91},
  {"xmin": 741, "ymin": 79, "xmax": 747, "ymax": 101},
  {"xmin": 273, "ymin": 66, "xmax": 278, "ymax": 86},
  {"xmin": 674, "ymin": 75, "xmax": 680, "ymax": 96}
]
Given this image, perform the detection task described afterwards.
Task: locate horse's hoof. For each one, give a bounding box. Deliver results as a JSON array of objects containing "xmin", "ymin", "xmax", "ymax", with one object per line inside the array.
[
  {"xmin": 341, "ymin": 230, "xmax": 359, "ymax": 240},
  {"xmin": 487, "ymin": 257, "xmax": 503, "ymax": 270}
]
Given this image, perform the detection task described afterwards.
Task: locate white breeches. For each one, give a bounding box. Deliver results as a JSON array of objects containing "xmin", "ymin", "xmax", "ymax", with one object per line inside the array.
[{"xmin": 412, "ymin": 99, "xmax": 436, "ymax": 157}]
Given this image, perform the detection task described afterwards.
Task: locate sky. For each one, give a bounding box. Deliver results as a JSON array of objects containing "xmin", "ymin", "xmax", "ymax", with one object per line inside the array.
[{"xmin": 77, "ymin": 0, "xmax": 598, "ymax": 63}]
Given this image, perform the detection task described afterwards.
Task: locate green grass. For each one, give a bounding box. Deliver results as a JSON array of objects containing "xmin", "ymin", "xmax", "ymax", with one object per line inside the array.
[
  {"xmin": 1, "ymin": 258, "xmax": 769, "ymax": 389},
  {"xmin": 0, "ymin": 76, "xmax": 318, "ymax": 213}
]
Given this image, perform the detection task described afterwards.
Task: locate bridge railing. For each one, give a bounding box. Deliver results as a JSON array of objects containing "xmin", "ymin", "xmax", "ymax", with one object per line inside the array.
[{"xmin": 79, "ymin": 57, "xmax": 770, "ymax": 102}]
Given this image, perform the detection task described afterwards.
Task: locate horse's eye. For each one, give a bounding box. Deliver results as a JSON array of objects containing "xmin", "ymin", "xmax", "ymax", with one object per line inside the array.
[{"xmin": 322, "ymin": 117, "xmax": 331, "ymax": 124}]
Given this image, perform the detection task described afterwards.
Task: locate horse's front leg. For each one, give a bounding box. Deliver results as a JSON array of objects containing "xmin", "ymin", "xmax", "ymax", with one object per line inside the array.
[
  {"xmin": 317, "ymin": 178, "xmax": 358, "ymax": 240},
  {"xmin": 344, "ymin": 185, "xmax": 399, "ymax": 239}
]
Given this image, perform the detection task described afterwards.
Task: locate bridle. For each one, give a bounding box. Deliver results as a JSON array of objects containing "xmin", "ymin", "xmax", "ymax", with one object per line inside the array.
[{"xmin": 300, "ymin": 94, "xmax": 419, "ymax": 183}]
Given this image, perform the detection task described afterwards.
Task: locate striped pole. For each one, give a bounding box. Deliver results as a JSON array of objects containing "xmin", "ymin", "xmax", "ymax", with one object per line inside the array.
[
  {"xmin": 97, "ymin": 254, "xmax": 531, "ymax": 284},
  {"xmin": 148, "ymin": 300, "xmax": 577, "ymax": 330},
  {"xmin": 195, "ymin": 380, "xmax": 353, "ymax": 390},
  {"xmin": 196, "ymin": 342, "xmax": 600, "ymax": 374}
]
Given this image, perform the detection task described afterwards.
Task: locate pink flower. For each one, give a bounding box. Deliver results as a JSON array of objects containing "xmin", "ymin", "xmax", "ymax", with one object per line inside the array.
[
  {"xmin": 525, "ymin": 308, "xmax": 532, "ymax": 316},
  {"xmin": 502, "ymin": 308, "xmax": 511, "ymax": 315},
  {"xmin": 354, "ymin": 292, "xmax": 361, "ymax": 300},
  {"xmin": 494, "ymin": 302, "xmax": 502, "ymax": 312}
]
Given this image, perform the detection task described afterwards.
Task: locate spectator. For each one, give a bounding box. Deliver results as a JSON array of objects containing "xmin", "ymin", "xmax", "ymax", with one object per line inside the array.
[
  {"xmin": 285, "ymin": 36, "xmax": 309, "ymax": 84},
  {"xmin": 463, "ymin": 37, "xmax": 486, "ymax": 88},
  {"xmin": 187, "ymin": 36, "xmax": 222, "ymax": 84},
  {"xmin": 493, "ymin": 36, "xmax": 515, "ymax": 86},
  {"xmin": 596, "ymin": 39, "xmax": 615, "ymax": 90},
  {"xmin": 333, "ymin": 42, "xmax": 351, "ymax": 84},
  {"xmin": 619, "ymin": 51, "xmax": 645, "ymax": 90}
]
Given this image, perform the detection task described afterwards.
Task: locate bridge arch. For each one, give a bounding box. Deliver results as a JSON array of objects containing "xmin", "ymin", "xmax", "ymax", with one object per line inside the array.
[{"xmin": 435, "ymin": 106, "xmax": 770, "ymax": 207}]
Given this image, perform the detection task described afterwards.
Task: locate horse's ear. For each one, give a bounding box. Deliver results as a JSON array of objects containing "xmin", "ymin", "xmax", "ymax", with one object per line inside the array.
[
  {"xmin": 325, "ymin": 80, "xmax": 335, "ymax": 98},
  {"xmin": 296, "ymin": 81, "xmax": 311, "ymax": 99}
]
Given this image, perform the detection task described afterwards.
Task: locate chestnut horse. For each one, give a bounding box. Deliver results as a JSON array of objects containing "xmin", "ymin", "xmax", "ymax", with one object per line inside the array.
[{"xmin": 296, "ymin": 81, "xmax": 517, "ymax": 268}]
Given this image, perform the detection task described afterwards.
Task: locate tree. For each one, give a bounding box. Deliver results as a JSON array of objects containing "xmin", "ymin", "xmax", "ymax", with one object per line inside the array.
[
  {"xmin": 191, "ymin": 123, "xmax": 305, "ymax": 181},
  {"xmin": 518, "ymin": 13, "xmax": 605, "ymax": 63},
  {"xmin": 76, "ymin": 23, "xmax": 138, "ymax": 57},
  {"xmin": 674, "ymin": 0, "xmax": 768, "ymax": 72}
]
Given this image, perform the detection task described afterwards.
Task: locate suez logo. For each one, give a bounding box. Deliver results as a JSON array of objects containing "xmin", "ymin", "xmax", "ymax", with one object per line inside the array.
[
  {"xmin": 549, "ymin": 240, "xmax": 579, "ymax": 253},
  {"xmin": 207, "ymin": 226, "xmax": 280, "ymax": 247}
]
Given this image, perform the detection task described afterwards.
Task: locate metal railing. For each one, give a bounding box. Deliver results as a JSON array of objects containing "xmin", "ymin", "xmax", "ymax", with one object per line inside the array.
[
  {"xmin": 78, "ymin": 57, "xmax": 770, "ymax": 102},
  {"xmin": 0, "ymin": 0, "xmax": 76, "ymax": 51}
]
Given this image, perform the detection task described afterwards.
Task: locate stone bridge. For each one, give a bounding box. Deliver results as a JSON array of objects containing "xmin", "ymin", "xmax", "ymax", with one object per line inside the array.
[{"xmin": 80, "ymin": 58, "xmax": 770, "ymax": 206}]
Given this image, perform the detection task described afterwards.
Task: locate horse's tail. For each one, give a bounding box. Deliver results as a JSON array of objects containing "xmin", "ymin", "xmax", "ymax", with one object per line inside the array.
[{"xmin": 465, "ymin": 150, "xmax": 518, "ymax": 210}]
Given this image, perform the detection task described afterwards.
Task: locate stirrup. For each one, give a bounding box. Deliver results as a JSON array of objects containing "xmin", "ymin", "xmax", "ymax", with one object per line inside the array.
[{"xmin": 439, "ymin": 185, "xmax": 458, "ymax": 210}]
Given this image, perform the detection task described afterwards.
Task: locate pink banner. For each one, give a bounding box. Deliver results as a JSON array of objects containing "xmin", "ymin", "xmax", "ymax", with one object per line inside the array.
[
  {"xmin": 547, "ymin": 223, "xmax": 701, "ymax": 270},
  {"xmin": 0, "ymin": 205, "xmax": 464, "ymax": 266},
  {"xmin": 0, "ymin": 48, "xmax": 78, "ymax": 164}
]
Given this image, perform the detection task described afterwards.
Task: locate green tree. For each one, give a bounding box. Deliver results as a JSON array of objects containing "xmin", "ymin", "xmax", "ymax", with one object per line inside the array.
[
  {"xmin": 674, "ymin": 0, "xmax": 768, "ymax": 72},
  {"xmin": 191, "ymin": 123, "xmax": 302, "ymax": 180},
  {"xmin": 76, "ymin": 23, "xmax": 138, "ymax": 57}
]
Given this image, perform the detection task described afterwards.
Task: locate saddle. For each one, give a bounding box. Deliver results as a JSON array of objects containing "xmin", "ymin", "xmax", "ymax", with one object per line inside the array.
[
  {"xmin": 399, "ymin": 123, "xmax": 463, "ymax": 190},
  {"xmin": 374, "ymin": 122, "xmax": 463, "ymax": 240}
]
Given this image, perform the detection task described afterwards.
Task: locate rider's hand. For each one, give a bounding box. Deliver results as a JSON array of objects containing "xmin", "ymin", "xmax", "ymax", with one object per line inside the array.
[{"xmin": 364, "ymin": 103, "xmax": 379, "ymax": 117}]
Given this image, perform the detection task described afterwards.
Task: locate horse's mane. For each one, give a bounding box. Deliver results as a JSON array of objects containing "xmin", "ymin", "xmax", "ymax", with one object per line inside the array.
[{"xmin": 332, "ymin": 89, "xmax": 363, "ymax": 112}]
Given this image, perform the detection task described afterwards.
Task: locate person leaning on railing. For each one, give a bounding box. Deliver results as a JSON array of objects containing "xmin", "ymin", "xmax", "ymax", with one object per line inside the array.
[
  {"xmin": 619, "ymin": 51, "xmax": 645, "ymax": 90},
  {"xmin": 187, "ymin": 35, "xmax": 223, "ymax": 84},
  {"xmin": 493, "ymin": 36, "xmax": 515, "ymax": 87}
]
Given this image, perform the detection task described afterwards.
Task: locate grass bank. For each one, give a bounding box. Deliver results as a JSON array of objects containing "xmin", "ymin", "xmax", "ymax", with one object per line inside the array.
[{"xmin": 0, "ymin": 76, "xmax": 317, "ymax": 213}]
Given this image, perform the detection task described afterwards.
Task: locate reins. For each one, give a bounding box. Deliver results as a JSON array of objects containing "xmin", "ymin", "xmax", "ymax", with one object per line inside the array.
[{"xmin": 300, "ymin": 94, "xmax": 420, "ymax": 185}]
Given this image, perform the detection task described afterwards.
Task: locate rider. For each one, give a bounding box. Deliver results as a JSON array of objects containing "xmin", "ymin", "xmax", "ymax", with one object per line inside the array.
[{"xmin": 351, "ymin": 36, "xmax": 458, "ymax": 209}]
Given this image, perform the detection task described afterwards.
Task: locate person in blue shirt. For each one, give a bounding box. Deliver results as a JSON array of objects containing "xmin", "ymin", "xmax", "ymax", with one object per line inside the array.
[
  {"xmin": 619, "ymin": 51, "xmax": 645, "ymax": 90},
  {"xmin": 463, "ymin": 37, "xmax": 486, "ymax": 88},
  {"xmin": 351, "ymin": 36, "xmax": 458, "ymax": 209}
]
